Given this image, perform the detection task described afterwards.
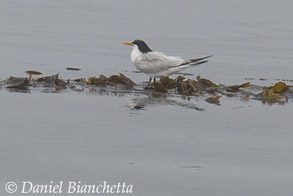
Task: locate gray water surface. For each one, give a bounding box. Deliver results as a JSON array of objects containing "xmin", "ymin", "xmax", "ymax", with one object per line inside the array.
[{"xmin": 1, "ymin": 1, "xmax": 293, "ymax": 195}]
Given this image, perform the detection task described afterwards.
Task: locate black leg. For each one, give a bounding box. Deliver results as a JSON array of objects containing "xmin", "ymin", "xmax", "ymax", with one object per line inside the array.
[
  {"xmin": 153, "ymin": 77, "xmax": 156, "ymax": 83},
  {"xmin": 148, "ymin": 77, "xmax": 152, "ymax": 85}
]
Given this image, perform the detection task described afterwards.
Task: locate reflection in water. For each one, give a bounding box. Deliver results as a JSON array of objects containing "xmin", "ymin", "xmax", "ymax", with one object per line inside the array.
[{"xmin": 126, "ymin": 93, "xmax": 204, "ymax": 111}]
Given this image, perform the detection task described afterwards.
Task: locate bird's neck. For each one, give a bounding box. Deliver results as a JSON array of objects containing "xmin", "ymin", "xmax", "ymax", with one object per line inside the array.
[{"xmin": 131, "ymin": 45, "xmax": 142, "ymax": 63}]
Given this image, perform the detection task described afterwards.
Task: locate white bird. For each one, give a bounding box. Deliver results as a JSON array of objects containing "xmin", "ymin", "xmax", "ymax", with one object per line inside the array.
[{"xmin": 122, "ymin": 39, "xmax": 212, "ymax": 84}]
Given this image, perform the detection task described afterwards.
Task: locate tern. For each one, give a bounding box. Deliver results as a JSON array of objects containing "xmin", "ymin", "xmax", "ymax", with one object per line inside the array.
[{"xmin": 122, "ymin": 39, "xmax": 212, "ymax": 84}]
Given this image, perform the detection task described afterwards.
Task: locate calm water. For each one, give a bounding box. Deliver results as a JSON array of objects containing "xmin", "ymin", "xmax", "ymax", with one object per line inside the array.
[{"xmin": 1, "ymin": 1, "xmax": 293, "ymax": 195}]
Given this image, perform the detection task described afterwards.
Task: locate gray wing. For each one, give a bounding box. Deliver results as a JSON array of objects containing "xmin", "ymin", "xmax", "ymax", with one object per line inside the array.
[{"xmin": 135, "ymin": 51, "xmax": 184, "ymax": 74}]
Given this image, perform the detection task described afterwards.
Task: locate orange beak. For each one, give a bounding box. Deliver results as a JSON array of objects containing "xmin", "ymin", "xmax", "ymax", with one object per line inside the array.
[{"xmin": 121, "ymin": 42, "xmax": 134, "ymax": 46}]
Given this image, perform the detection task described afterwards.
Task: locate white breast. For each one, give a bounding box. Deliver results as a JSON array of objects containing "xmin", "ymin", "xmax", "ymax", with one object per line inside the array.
[{"xmin": 130, "ymin": 45, "xmax": 142, "ymax": 64}]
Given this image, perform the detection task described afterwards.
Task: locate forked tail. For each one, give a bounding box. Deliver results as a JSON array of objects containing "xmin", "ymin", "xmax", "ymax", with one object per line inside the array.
[{"xmin": 178, "ymin": 55, "xmax": 213, "ymax": 67}]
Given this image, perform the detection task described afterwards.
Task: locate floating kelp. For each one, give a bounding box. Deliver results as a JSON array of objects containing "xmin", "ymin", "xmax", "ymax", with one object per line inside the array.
[
  {"xmin": 272, "ymin": 82, "xmax": 288, "ymax": 94},
  {"xmin": 173, "ymin": 76, "xmax": 219, "ymax": 96},
  {"xmin": 226, "ymin": 82, "xmax": 251, "ymax": 92},
  {"xmin": 145, "ymin": 82, "xmax": 168, "ymax": 93},
  {"xmin": 26, "ymin": 70, "xmax": 43, "ymax": 83},
  {"xmin": 1, "ymin": 72, "xmax": 293, "ymax": 108},
  {"xmin": 73, "ymin": 78, "xmax": 86, "ymax": 83},
  {"xmin": 109, "ymin": 73, "xmax": 136, "ymax": 88},
  {"xmin": 261, "ymin": 87, "xmax": 287, "ymax": 105},
  {"xmin": 25, "ymin": 70, "xmax": 43, "ymax": 76},
  {"xmin": 86, "ymin": 73, "xmax": 135, "ymax": 88},
  {"xmin": 66, "ymin": 67, "xmax": 81, "ymax": 71},
  {"xmin": 260, "ymin": 82, "xmax": 291, "ymax": 105},
  {"xmin": 6, "ymin": 76, "xmax": 29, "ymax": 91},
  {"xmin": 196, "ymin": 75, "xmax": 218, "ymax": 88},
  {"xmin": 205, "ymin": 96, "xmax": 221, "ymax": 105},
  {"xmin": 177, "ymin": 79, "xmax": 195, "ymax": 96},
  {"xmin": 36, "ymin": 74, "xmax": 67, "ymax": 88},
  {"xmin": 159, "ymin": 77, "xmax": 177, "ymax": 89},
  {"xmin": 86, "ymin": 75, "xmax": 109, "ymax": 86}
]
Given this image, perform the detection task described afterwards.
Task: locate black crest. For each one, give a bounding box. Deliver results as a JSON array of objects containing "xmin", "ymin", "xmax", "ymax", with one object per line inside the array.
[{"xmin": 133, "ymin": 40, "xmax": 152, "ymax": 53}]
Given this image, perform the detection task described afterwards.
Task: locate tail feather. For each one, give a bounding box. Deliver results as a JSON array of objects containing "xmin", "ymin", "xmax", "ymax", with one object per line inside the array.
[
  {"xmin": 189, "ymin": 55, "xmax": 213, "ymax": 63},
  {"xmin": 167, "ymin": 55, "xmax": 212, "ymax": 76},
  {"xmin": 189, "ymin": 60, "xmax": 208, "ymax": 66},
  {"xmin": 176, "ymin": 55, "xmax": 213, "ymax": 67}
]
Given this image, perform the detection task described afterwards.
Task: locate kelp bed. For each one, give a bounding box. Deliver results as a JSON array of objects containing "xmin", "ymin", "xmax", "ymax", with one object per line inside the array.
[{"xmin": 1, "ymin": 71, "xmax": 293, "ymax": 110}]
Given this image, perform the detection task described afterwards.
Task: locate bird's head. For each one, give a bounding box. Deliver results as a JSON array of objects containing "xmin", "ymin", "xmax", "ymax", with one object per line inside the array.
[{"xmin": 121, "ymin": 39, "xmax": 152, "ymax": 53}]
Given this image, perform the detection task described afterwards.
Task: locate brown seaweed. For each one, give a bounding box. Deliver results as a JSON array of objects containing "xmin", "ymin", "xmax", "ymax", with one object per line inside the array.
[
  {"xmin": 205, "ymin": 96, "xmax": 221, "ymax": 105},
  {"xmin": 86, "ymin": 73, "xmax": 135, "ymax": 88},
  {"xmin": 272, "ymin": 82, "xmax": 288, "ymax": 94},
  {"xmin": 25, "ymin": 70, "xmax": 43, "ymax": 75},
  {"xmin": 145, "ymin": 82, "xmax": 168, "ymax": 93},
  {"xmin": 2, "ymin": 72, "xmax": 293, "ymax": 107},
  {"xmin": 226, "ymin": 82, "xmax": 251, "ymax": 92},
  {"xmin": 66, "ymin": 67, "xmax": 81, "ymax": 71},
  {"xmin": 6, "ymin": 76, "xmax": 29, "ymax": 91}
]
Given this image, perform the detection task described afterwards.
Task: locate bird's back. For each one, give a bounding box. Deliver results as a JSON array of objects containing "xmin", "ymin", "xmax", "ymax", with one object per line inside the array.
[{"xmin": 133, "ymin": 50, "xmax": 184, "ymax": 76}]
